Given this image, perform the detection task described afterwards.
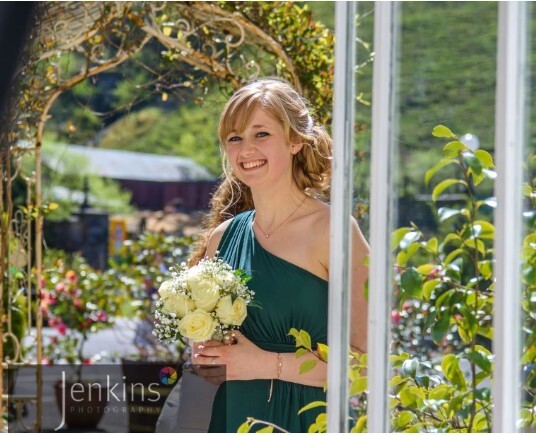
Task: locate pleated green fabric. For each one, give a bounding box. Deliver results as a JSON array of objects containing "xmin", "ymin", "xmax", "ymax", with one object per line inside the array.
[{"xmin": 208, "ymin": 210, "xmax": 328, "ymax": 433}]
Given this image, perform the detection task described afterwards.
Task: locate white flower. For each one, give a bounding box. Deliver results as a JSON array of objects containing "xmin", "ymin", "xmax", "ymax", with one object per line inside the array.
[
  {"xmin": 214, "ymin": 270, "xmax": 236, "ymax": 288},
  {"xmin": 158, "ymin": 279, "xmax": 176, "ymax": 297},
  {"xmin": 216, "ymin": 295, "xmax": 248, "ymax": 326},
  {"xmin": 161, "ymin": 293, "xmax": 196, "ymax": 318},
  {"xmin": 178, "ymin": 309, "xmax": 217, "ymax": 341},
  {"xmin": 187, "ymin": 268, "xmax": 221, "ymax": 311}
]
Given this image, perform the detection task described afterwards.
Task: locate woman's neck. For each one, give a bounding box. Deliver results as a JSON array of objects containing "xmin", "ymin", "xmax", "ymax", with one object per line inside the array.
[{"xmin": 251, "ymin": 184, "xmax": 307, "ymax": 229}]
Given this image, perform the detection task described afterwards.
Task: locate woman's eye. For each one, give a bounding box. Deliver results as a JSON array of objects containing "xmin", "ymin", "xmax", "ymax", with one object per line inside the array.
[
  {"xmin": 257, "ymin": 132, "xmax": 269, "ymax": 138},
  {"xmin": 227, "ymin": 136, "xmax": 241, "ymax": 142}
]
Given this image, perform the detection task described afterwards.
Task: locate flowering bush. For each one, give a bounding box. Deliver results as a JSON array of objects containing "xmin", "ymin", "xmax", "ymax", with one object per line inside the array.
[
  {"xmin": 41, "ymin": 252, "xmax": 118, "ymax": 378},
  {"xmin": 43, "ymin": 264, "xmax": 112, "ymax": 338},
  {"xmin": 154, "ymin": 256, "xmax": 254, "ymax": 342}
]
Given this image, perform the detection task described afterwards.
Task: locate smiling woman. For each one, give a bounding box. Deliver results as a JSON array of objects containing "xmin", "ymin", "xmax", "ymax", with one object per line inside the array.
[{"xmin": 163, "ymin": 77, "xmax": 369, "ymax": 433}]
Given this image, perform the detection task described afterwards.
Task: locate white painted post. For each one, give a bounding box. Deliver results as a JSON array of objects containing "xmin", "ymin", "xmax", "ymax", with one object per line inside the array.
[
  {"xmin": 367, "ymin": 1, "xmax": 399, "ymax": 432},
  {"xmin": 328, "ymin": 1, "xmax": 356, "ymax": 432},
  {"xmin": 492, "ymin": 2, "xmax": 528, "ymax": 432}
]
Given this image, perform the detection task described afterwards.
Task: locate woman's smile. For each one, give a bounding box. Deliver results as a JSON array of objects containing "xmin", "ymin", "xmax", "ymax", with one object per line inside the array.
[{"xmin": 241, "ymin": 159, "xmax": 267, "ymax": 170}]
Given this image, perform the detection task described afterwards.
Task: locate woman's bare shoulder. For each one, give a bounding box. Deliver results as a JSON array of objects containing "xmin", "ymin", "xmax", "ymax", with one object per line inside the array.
[
  {"xmin": 205, "ymin": 218, "xmax": 234, "ymax": 258},
  {"xmin": 309, "ymin": 202, "xmax": 368, "ymax": 248}
]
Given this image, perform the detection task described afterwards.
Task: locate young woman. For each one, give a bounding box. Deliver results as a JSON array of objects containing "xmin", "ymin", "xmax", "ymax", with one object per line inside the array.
[{"xmin": 189, "ymin": 77, "xmax": 369, "ymax": 432}]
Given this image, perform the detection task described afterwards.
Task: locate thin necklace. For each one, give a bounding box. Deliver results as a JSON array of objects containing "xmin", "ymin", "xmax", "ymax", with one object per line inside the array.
[{"xmin": 254, "ymin": 195, "xmax": 307, "ymax": 239}]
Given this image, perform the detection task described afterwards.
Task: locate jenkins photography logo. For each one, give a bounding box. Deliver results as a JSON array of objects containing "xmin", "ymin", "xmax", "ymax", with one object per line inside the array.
[
  {"xmin": 159, "ymin": 367, "xmax": 178, "ymax": 385},
  {"xmin": 7, "ymin": 363, "xmax": 180, "ymax": 432}
]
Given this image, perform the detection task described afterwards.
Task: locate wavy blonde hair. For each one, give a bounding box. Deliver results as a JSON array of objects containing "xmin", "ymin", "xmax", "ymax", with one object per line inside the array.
[{"xmin": 189, "ymin": 77, "xmax": 332, "ymax": 265}]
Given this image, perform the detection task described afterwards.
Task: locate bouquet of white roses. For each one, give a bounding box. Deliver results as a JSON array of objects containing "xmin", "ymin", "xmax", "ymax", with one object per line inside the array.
[{"xmin": 153, "ymin": 256, "xmax": 255, "ymax": 343}]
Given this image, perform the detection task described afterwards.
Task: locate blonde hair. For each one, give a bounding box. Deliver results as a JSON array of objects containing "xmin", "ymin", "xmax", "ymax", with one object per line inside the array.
[{"xmin": 189, "ymin": 77, "xmax": 332, "ymax": 265}]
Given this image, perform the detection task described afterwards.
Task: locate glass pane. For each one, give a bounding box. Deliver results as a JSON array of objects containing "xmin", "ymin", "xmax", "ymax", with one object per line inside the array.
[{"xmin": 389, "ymin": 2, "xmax": 498, "ymax": 432}]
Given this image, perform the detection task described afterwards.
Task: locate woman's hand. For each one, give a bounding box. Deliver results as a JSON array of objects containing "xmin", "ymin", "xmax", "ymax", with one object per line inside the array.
[
  {"xmin": 192, "ymin": 332, "xmax": 274, "ymax": 381},
  {"xmin": 191, "ymin": 340, "xmax": 227, "ymax": 385}
]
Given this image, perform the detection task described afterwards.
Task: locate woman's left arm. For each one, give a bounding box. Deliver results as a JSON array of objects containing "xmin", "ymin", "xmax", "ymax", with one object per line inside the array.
[
  {"xmin": 192, "ymin": 334, "xmax": 327, "ymax": 387},
  {"xmin": 349, "ymin": 218, "xmax": 370, "ymax": 354}
]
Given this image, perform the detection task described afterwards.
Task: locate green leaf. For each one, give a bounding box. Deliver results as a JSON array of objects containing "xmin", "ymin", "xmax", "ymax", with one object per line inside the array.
[
  {"xmin": 299, "ymin": 330, "xmax": 312, "ymax": 350},
  {"xmin": 443, "ymin": 141, "xmax": 469, "ymax": 158},
  {"xmin": 397, "ymin": 251, "xmax": 408, "ymax": 266},
  {"xmin": 394, "ymin": 410, "xmax": 415, "ymax": 428},
  {"xmin": 416, "ymin": 264, "xmax": 436, "ymax": 275},
  {"xmin": 349, "ymin": 376, "xmax": 367, "ymax": 395},
  {"xmin": 237, "ymin": 422, "xmax": 251, "ymax": 433},
  {"xmin": 351, "ymin": 415, "xmax": 367, "ymax": 433},
  {"xmin": 389, "ymin": 375, "xmax": 407, "ymax": 389},
  {"xmin": 471, "ymin": 170, "xmax": 486, "ymax": 186},
  {"xmin": 402, "ymin": 358, "xmax": 419, "ymax": 377},
  {"xmin": 429, "ymin": 384, "xmax": 453, "ymax": 400},
  {"xmin": 299, "ymin": 358, "xmax": 317, "ymax": 374},
  {"xmin": 472, "ymin": 220, "xmax": 495, "ymax": 239},
  {"xmin": 399, "ymin": 386, "xmax": 424, "ymax": 407},
  {"xmin": 295, "ymin": 347, "xmax": 308, "ymax": 358},
  {"xmin": 400, "ymin": 268, "xmax": 422, "ymax": 299},
  {"xmin": 432, "ymin": 179, "xmax": 467, "ymax": 201},
  {"xmin": 432, "ymin": 125, "xmax": 456, "ymax": 139},
  {"xmin": 443, "ymin": 233, "xmax": 462, "ymax": 246},
  {"xmin": 391, "ymin": 227, "xmax": 412, "ymax": 250},
  {"xmin": 462, "ymin": 152, "xmax": 483, "ymax": 175},
  {"xmin": 424, "ymin": 158, "xmax": 457, "ymax": 185},
  {"xmin": 437, "ymin": 207, "xmax": 462, "ymax": 222},
  {"xmin": 474, "ymin": 149, "xmax": 494, "ymax": 168},
  {"xmin": 422, "ymin": 279, "xmax": 441, "ymax": 300},
  {"xmin": 256, "ymin": 426, "xmax": 274, "ymax": 433},
  {"xmin": 426, "ymin": 237, "xmax": 438, "ymax": 254},
  {"xmin": 298, "ymin": 400, "xmax": 327, "ymax": 415},
  {"xmin": 478, "ymin": 260, "xmax": 493, "ymax": 279},
  {"xmin": 400, "ymin": 231, "xmax": 422, "ymax": 251},
  {"xmin": 399, "ymin": 385, "xmax": 417, "ymax": 407},
  {"xmin": 477, "ymin": 325, "xmax": 493, "ymax": 340},
  {"xmin": 466, "ymin": 349, "xmax": 492, "ymax": 373},
  {"xmin": 288, "ymin": 328, "xmax": 300, "ymax": 341},
  {"xmin": 316, "ymin": 343, "xmax": 328, "ymax": 362},
  {"xmin": 441, "ymin": 354, "xmax": 466, "ymax": 390},
  {"xmin": 388, "ymin": 398, "xmax": 399, "ymax": 411},
  {"xmin": 444, "ymin": 248, "xmax": 465, "ymax": 264},
  {"xmin": 463, "ymin": 238, "xmax": 486, "ymax": 255},
  {"xmin": 431, "ymin": 312, "xmax": 451, "ymax": 344}
]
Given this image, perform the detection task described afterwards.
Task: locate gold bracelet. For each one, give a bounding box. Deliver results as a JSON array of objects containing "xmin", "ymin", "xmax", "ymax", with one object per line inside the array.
[{"xmin": 267, "ymin": 353, "xmax": 282, "ymax": 403}]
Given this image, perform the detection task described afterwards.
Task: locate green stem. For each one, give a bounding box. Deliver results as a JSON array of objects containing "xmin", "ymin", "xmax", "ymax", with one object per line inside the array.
[
  {"xmin": 247, "ymin": 418, "xmax": 289, "ymax": 433},
  {"xmin": 460, "ymin": 156, "xmax": 483, "ymax": 433}
]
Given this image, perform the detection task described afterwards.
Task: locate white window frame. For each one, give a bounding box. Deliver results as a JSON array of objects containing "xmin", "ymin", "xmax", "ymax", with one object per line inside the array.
[
  {"xmin": 330, "ymin": 2, "xmax": 528, "ymax": 432},
  {"xmin": 492, "ymin": 1, "xmax": 528, "ymax": 432}
]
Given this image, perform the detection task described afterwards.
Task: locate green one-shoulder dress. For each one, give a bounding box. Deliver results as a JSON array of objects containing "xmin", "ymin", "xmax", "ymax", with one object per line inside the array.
[{"xmin": 208, "ymin": 210, "xmax": 328, "ymax": 433}]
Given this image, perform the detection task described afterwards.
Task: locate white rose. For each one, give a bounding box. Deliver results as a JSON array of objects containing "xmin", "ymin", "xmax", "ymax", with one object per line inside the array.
[
  {"xmin": 214, "ymin": 270, "xmax": 236, "ymax": 288},
  {"xmin": 185, "ymin": 266, "xmax": 203, "ymax": 288},
  {"xmin": 158, "ymin": 280, "xmax": 175, "ymax": 297},
  {"xmin": 178, "ymin": 309, "xmax": 216, "ymax": 341},
  {"xmin": 216, "ymin": 296, "xmax": 248, "ymax": 326},
  {"xmin": 162, "ymin": 293, "xmax": 196, "ymax": 318},
  {"xmin": 189, "ymin": 274, "xmax": 220, "ymax": 312}
]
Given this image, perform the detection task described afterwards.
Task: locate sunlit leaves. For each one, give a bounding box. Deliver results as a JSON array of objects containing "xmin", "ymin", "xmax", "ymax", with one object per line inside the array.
[
  {"xmin": 432, "ymin": 179, "xmax": 467, "ymax": 201},
  {"xmin": 400, "ymin": 268, "xmax": 422, "ymax": 299},
  {"xmin": 432, "ymin": 124, "xmax": 456, "ymax": 139},
  {"xmin": 441, "ymin": 354, "xmax": 467, "ymax": 391}
]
